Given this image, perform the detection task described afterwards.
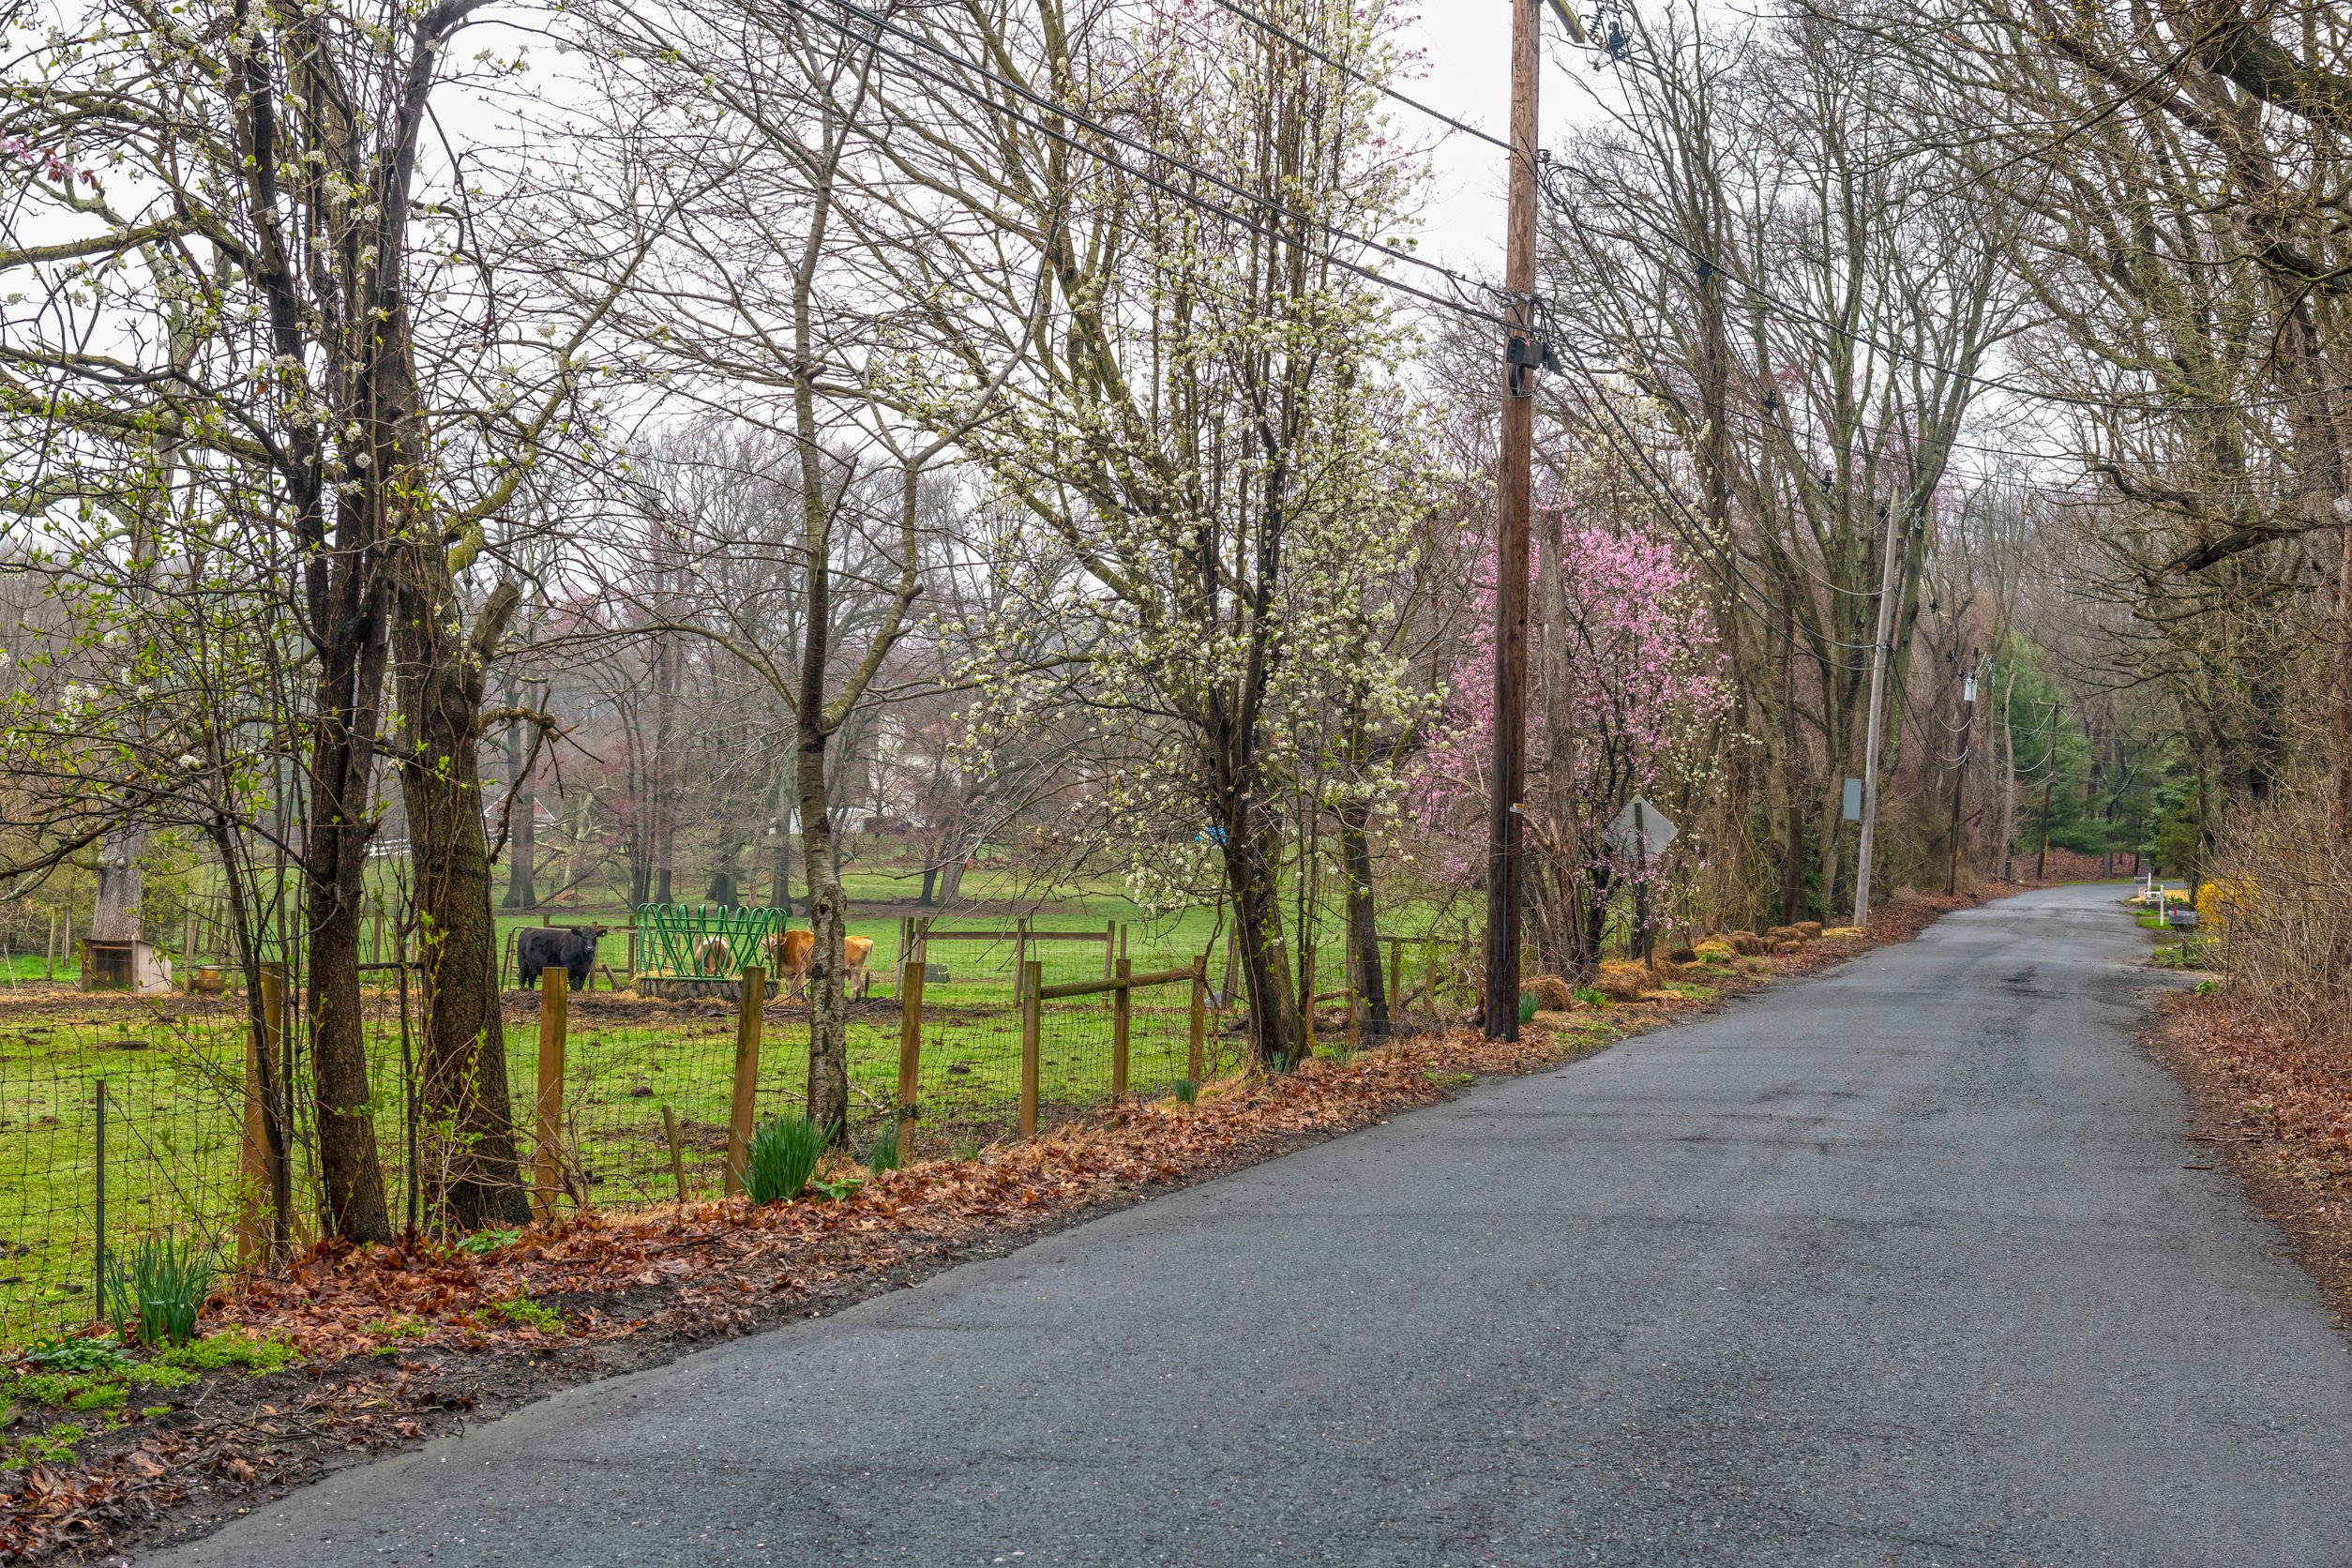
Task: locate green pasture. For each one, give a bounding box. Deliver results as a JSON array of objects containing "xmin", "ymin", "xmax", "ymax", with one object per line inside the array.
[
  {"xmin": 0, "ymin": 955, "xmax": 1264, "ymax": 1349},
  {"xmin": 0, "ymin": 874, "xmax": 1485, "ymax": 1350}
]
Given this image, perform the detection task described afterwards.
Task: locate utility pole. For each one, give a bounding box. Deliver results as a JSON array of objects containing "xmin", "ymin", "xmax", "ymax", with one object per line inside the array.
[
  {"xmin": 2037, "ymin": 761, "xmax": 2057, "ymax": 882},
  {"xmin": 1483, "ymin": 0, "xmax": 1544, "ymax": 1040},
  {"xmin": 1945, "ymin": 656, "xmax": 1978, "ymax": 897},
  {"xmin": 1850, "ymin": 502, "xmax": 1908, "ymax": 929}
]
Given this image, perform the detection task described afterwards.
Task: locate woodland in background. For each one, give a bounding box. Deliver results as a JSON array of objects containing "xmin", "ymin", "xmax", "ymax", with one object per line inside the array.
[{"xmin": 1, "ymin": 0, "xmax": 2340, "ymax": 1244}]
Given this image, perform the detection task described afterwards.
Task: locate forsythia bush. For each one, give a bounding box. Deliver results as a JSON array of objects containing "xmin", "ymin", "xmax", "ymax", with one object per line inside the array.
[{"xmin": 2195, "ymin": 877, "xmax": 2255, "ymax": 939}]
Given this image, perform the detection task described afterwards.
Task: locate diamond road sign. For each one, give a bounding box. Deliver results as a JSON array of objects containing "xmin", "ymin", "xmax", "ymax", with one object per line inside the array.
[{"xmin": 1606, "ymin": 798, "xmax": 1678, "ymax": 860}]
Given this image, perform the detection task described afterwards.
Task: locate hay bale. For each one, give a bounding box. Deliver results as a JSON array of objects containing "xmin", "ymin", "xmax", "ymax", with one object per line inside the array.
[
  {"xmin": 1765, "ymin": 925, "xmax": 1805, "ymax": 944},
  {"xmin": 1792, "ymin": 920, "xmax": 1823, "ymax": 940},
  {"xmin": 1592, "ymin": 962, "xmax": 1651, "ymax": 1003},
  {"xmin": 1822, "ymin": 926, "xmax": 1864, "ymax": 940},
  {"xmin": 1664, "ymin": 945, "xmax": 1699, "ymax": 965},
  {"xmin": 1524, "ymin": 973, "xmax": 1577, "ymax": 1012},
  {"xmin": 1726, "ymin": 931, "xmax": 1768, "ymax": 956},
  {"xmin": 1693, "ymin": 940, "xmax": 1738, "ymax": 965}
]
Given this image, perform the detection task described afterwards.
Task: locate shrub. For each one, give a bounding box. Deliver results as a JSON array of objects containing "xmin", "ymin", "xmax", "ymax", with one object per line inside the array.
[
  {"xmin": 105, "ymin": 1235, "xmax": 213, "ymax": 1349},
  {"xmin": 1173, "ymin": 1078, "xmax": 1199, "ymax": 1107},
  {"xmin": 746, "ymin": 1115, "xmax": 832, "ymax": 1203},
  {"xmin": 865, "ymin": 1122, "xmax": 903, "ymax": 1175}
]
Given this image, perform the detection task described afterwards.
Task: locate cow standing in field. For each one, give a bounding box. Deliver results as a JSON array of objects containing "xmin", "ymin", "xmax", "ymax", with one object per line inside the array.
[
  {"xmin": 765, "ymin": 928, "xmax": 874, "ymax": 1001},
  {"xmin": 516, "ymin": 926, "xmax": 608, "ymax": 992},
  {"xmin": 766, "ymin": 929, "xmax": 814, "ymax": 995}
]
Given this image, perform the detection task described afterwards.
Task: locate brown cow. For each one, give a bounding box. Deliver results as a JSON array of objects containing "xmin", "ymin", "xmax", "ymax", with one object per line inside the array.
[
  {"xmin": 764, "ymin": 928, "xmax": 874, "ymax": 1001},
  {"xmin": 766, "ymin": 928, "xmax": 815, "ymax": 997},
  {"xmin": 692, "ymin": 935, "xmax": 732, "ymax": 974}
]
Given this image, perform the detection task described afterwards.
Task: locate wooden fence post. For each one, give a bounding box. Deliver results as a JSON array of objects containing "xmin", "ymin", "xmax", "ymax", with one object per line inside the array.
[
  {"xmin": 1102, "ymin": 919, "xmax": 1115, "ymax": 986},
  {"xmin": 897, "ymin": 922, "xmax": 927, "ymax": 1156},
  {"xmin": 725, "ymin": 965, "xmax": 766, "ymax": 1195},
  {"xmin": 45, "ymin": 912, "xmax": 55, "ymax": 981},
  {"xmin": 1018, "ymin": 958, "xmax": 1042, "ymax": 1138},
  {"xmin": 1188, "ymin": 958, "xmax": 1207, "ymax": 1082},
  {"xmin": 1110, "ymin": 957, "xmax": 1132, "ymax": 1097},
  {"xmin": 532, "ymin": 966, "xmax": 567, "ymax": 1224},
  {"xmin": 1387, "ymin": 938, "xmax": 1403, "ymax": 1018},
  {"xmin": 1013, "ymin": 916, "xmax": 1031, "ymax": 1004},
  {"xmin": 626, "ymin": 928, "xmax": 639, "ymax": 983}
]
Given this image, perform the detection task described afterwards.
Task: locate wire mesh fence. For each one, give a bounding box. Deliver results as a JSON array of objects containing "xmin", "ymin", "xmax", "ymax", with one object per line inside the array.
[
  {"xmin": 0, "ymin": 1009, "xmax": 251, "ymax": 1348},
  {"xmin": 0, "ymin": 911, "xmax": 1457, "ymax": 1349}
]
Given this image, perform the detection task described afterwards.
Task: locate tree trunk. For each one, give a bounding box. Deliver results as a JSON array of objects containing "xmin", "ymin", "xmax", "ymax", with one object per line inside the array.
[
  {"xmin": 393, "ymin": 568, "xmax": 528, "ymax": 1229},
  {"xmin": 502, "ymin": 692, "xmax": 536, "ymax": 911},
  {"xmin": 303, "ymin": 571, "xmax": 394, "ymax": 1245},
  {"xmin": 92, "ymin": 829, "xmax": 143, "ymax": 943},
  {"xmin": 1777, "ymin": 595, "xmax": 1806, "ymax": 925},
  {"xmin": 1218, "ymin": 763, "xmax": 1303, "ymax": 1066},
  {"xmin": 798, "ymin": 727, "xmax": 850, "ymax": 1140},
  {"xmin": 2000, "ymin": 672, "xmax": 2019, "ymax": 882},
  {"xmin": 652, "ymin": 636, "xmax": 677, "ymax": 905},
  {"xmin": 1337, "ymin": 800, "xmax": 1387, "ymax": 1038},
  {"xmin": 1532, "ymin": 515, "xmax": 1588, "ymax": 979},
  {"xmin": 211, "ymin": 816, "xmax": 294, "ymax": 1259}
]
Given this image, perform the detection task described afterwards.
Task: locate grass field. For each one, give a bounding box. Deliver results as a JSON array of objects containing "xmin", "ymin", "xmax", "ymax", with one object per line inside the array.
[
  {"xmin": 0, "ymin": 881, "xmax": 1485, "ymax": 1349},
  {"xmin": 0, "ymin": 861, "xmax": 1491, "ymax": 1342}
]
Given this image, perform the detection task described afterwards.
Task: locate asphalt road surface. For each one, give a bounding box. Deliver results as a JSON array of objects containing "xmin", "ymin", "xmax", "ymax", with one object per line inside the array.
[{"xmin": 149, "ymin": 884, "xmax": 2352, "ymax": 1565}]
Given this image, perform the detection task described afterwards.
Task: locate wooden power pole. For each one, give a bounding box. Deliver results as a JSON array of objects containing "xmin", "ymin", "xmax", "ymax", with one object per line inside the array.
[
  {"xmin": 1485, "ymin": 0, "xmax": 1544, "ymax": 1040},
  {"xmin": 1945, "ymin": 657, "xmax": 1978, "ymax": 897},
  {"xmin": 1850, "ymin": 503, "xmax": 1907, "ymax": 929}
]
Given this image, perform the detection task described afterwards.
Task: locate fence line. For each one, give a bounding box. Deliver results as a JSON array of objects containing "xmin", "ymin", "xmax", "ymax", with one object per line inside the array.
[{"xmin": 0, "ymin": 918, "xmax": 1297, "ymax": 1349}]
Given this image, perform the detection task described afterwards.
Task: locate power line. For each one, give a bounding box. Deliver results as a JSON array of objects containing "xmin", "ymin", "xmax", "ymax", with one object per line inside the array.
[
  {"xmin": 1202, "ymin": 0, "xmax": 1515, "ymax": 154},
  {"xmin": 802, "ymin": 0, "xmax": 1500, "ymax": 314},
  {"xmin": 1535, "ymin": 152, "xmax": 2331, "ymax": 422},
  {"xmin": 781, "ymin": 0, "xmax": 1894, "ymax": 660}
]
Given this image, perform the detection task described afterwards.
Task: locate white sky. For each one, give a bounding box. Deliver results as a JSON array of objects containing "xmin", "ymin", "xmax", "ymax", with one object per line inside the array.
[{"xmin": 1400, "ymin": 8, "xmax": 1616, "ymax": 279}]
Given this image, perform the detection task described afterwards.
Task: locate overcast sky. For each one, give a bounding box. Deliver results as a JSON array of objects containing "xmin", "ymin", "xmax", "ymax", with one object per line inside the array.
[{"xmin": 1399, "ymin": 8, "xmax": 1617, "ymax": 278}]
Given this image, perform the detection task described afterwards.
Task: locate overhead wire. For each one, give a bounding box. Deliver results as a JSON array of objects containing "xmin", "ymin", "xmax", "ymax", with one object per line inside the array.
[
  {"xmin": 800, "ymin": 0, "xmax": 1502, "ymax": 319},
  {"xmin": 1532, "ymin": 125, "xmax": 2333, "ymax": 422},
  {"xmin": 1201, "ymin": 0, "xmax": 1515, "ymax": 153},
  {"xmin": 781, "ymin": 0, "xmax": 1916, "ymax": 667}
]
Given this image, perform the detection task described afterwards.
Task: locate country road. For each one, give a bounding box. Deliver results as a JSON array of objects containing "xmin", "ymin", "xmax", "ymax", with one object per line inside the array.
[{"xmin": 147, "ymin": 884, "xmax": 2352, "ymax": 1566}]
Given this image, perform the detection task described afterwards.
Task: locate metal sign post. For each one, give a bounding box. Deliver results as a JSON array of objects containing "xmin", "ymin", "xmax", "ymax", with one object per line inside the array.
[{"xmin": 1606, "ymin": 800, "xmax": 1678, "ymax": 963}]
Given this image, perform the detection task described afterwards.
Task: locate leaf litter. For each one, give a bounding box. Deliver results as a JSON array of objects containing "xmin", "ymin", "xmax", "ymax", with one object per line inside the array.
[{"xmin": 0, "ymin": 896, "xmax": 1978, "ymax": 1563}]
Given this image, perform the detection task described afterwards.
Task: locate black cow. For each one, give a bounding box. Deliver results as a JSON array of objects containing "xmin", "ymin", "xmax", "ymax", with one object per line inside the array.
[{"xmin": 516, "ymin": 926, "xmax": 609, "ymax": 992}]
